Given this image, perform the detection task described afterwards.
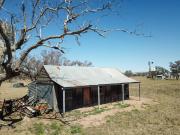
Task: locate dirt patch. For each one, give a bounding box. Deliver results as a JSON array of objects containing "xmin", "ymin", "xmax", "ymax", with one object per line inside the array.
[
  {"xmin": 0, "ymin": 82, "xmax": 29, "ymax": 100},
  {"xmin": 0, "ymin": 117, "xmax": 56, "ymax": 135},
  {"xmin": 72, "ymin": 96, "xmax": 158, "ymax": 128}
]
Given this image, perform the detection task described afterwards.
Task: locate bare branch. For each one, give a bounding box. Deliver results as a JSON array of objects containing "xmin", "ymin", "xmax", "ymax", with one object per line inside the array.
[
  {"xmin": 15, "ymin": 29, "xmax": 26, "ymax": 50},
  {"xmin": 90, "ymin": 27, "xmax": 152, "ymax": 38},
  {"xmin": 90, "ymin": 28, "xmax": 106, "ymax": 37},
  {"xmin": 83, "ymin": 2, "xmax": 111, "ymax": 14},
  {"xmin": 31, "ymin": 0, "xmax": 40, "ymax": 24},
  {"xmin": 21, "ymin": 0, "xmax": 27, "ymax": 30},
  {"xmin": 75, "ymin": 35, "xmax": 81, "ymax": 46},
  {"xmin": 27, "ymin": 2, "xmax": 65, "ymax": 32},
  {"xmin": 0, "ymin": 21, "xmax": 12, "ymax": 64},
  {"xmin": 0, "ymin": 0, "xmax": 5, "ymax": 9},
  {"xmin": 16, "ymin": 2, "xmax": 65, "ymax": 50},
  {"xmin": 16, "ymin": 24, "xmax": 92, "ymax": 67},
  {"xmin": 62, "ymin": 1, "xmax": 113, "ymax": 34},
  {"xmin": 41, "ymin": 44, "xmax": 64, "ymax": 53}
]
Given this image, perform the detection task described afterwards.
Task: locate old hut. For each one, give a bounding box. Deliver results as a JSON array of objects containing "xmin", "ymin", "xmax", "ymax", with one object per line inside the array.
[{"xmin": 28, "ymin": 65, "xmax": 140, "ymax": 113}]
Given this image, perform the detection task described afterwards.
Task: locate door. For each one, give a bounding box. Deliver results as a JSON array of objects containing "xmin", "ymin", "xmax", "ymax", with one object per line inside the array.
[
  {"xmin": 75, "ymin": 88, "xmax": 83, "ymax": 108},
  {"xmin": 83, "ymin": 87, "xmax": 91, "ymax": 106}
]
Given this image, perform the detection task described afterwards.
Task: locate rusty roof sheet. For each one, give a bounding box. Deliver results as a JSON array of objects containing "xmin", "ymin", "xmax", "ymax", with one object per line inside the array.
[{"xmin": 44, "ymin": 65, "xmax": 139, "ymax": 88}]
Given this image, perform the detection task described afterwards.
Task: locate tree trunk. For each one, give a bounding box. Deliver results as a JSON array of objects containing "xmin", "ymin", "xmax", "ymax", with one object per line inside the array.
[{"xmin": 176, "ymin": 74, "xmax": 179, "ymax": 80}]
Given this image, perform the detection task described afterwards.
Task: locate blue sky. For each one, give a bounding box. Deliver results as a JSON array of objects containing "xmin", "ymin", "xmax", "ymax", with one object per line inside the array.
[
  {"xmin": 2, "ymin": 0, "xmax": 180, "ymax": 72},
  {"xmin": 56, "ymin": 0, "xmax": 180, "ymax": 72}
]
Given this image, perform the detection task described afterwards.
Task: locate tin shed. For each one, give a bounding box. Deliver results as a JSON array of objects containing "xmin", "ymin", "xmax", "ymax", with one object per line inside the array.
[{"xmin": 28, "ymin": 65, "xmax": 140, "ymax": 113}]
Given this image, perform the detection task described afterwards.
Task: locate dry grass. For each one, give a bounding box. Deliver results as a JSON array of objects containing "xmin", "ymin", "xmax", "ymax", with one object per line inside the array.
[
  {"xmin": 84, "ymin": 77, "xmax": 180, "ymax": 135},
  {"xmin": 69, "ymin": 96, "xmax": 156, "ymax": 128},
  {"xmin": 0, "ymin": 77, "xmax": 180, "ymax": 135},
  {"xmin": 0, "ymin": 81, "xmax": 28, "ymax": 100}
]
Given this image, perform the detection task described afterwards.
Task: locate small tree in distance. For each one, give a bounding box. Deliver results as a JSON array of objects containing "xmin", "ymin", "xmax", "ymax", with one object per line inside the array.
[
  {"xmin": 170, "ymin": 60, "xmax": 180, "ymax": 80},
  {"xmin": 124, "ymin": 70, "xmax": 133, "ymax": 77}
]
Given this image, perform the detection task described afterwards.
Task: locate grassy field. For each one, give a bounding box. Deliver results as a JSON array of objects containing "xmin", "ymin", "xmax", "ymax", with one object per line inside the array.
[
  {"xmin": 0, "ymin": 77, "xmax": 180, "ymax": 135},
  {"xmin": 84, "ymin": 77, "xmax": 180, "ymax": 135}
]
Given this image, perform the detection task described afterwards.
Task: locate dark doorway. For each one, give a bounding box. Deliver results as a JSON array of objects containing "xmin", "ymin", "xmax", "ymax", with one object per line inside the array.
[{"xmin": 74, "ymin": 88, "xmax": 83, "ymax": 108}]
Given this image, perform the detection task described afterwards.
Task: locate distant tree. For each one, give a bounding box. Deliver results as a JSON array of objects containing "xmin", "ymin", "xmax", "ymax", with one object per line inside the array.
[
  {"xmin": 21, "ymin": 50, "xmax": 93, "ymax": 80},
  {"xmin": 21, "ymin": 56, "xmax": 43, "ymax": 80},
  {"xmin": 155, "ymin": 66, "xmax": 169, "ymax": 76},
  {"xmin": 124, "ymin": 70, "xmax": 133, "ymax": 77},
  {"xmin": 41, "ymin": 50, "xmax": 63, "ymax": 65},
  {"xmin": 135, "ymin": 72, "xmax": 148, "ymax": 77},
  {"xmin": 63, "ymin": 59, "xmax": 93, "ymax": 67},
  {"xmin": 170, "ymin": 60, "xmax": 180, "ymax": 80},
  {"xmin": 147, "ymin": 66, "xmax": 169, "ymax": 79}
]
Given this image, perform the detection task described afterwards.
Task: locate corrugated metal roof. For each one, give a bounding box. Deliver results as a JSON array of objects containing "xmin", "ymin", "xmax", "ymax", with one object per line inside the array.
[{"xmin": 44, "ymin": 65, "xmax": 139, "ymax": 88}]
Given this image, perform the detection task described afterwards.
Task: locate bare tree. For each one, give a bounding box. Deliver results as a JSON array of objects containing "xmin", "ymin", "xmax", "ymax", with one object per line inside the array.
[
  {"xmin": 0, "ymin": 0, "xmax": 147, "ymax": 84},
  {"xmin": 0, "ymin": 0, "xmax": 118, "ymax": 84}
]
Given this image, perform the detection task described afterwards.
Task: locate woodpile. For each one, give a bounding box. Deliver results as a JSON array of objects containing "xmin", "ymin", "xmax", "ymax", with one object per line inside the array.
[
  {"xmin": 0, "ymin": 96, "xmax": 38, "ymax": 127},
  {"xmin": 0, "ymin": 95, "xmax": 61, "ymax": 128}
]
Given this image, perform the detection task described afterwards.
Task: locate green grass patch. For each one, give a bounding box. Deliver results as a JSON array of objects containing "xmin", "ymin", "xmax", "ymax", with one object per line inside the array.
[
  {"xmin": 31, "ymin": 122, "xmax": 45, "ymax": 135},
  {"xmin": 70, "ymin": 125, "xmax": 82, "ymax": 134},
  {"xmin": 89, "ymin": 107, "xmax": 106, "ymax": 115},
  {"xmin": 49, "ymin": 122, "xmax": 62, "ymax": 135},
  {"xmin": 66, "ymin": 110, "xmax": 82, "ymax": 119},
  {"xmin": 131, "ymin": 109, "xmax": 140, "ymax": 113},
  {"xmin": 114, "ymin": 102, "xmax": 130, "ymax": 108},
  {"xmin": 67, "ymin": 106, "xmax": 110, "ymax": 118},
  {"xmin": 29, "ymin": 122, "xmax": 64, "ymax": 135},
  {"xmin": 82, "ymin": 107, "xmax": 109, "ymax": 116}
]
